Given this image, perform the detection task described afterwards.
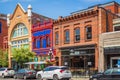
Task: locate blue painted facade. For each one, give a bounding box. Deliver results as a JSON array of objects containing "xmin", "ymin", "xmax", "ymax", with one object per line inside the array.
[{"xmin": 32, "ymin": 20, "xmax": 54, "ymax": 61}]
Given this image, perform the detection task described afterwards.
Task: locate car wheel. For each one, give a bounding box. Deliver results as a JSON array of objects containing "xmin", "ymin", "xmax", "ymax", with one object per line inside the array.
[
  {"xmin": 14, "ymin": 75, "xmax": 17, "ymax": 79},
  {"xmin": 37, "ymin": 74, "xmax": 42, "ymax": 80},
  {"xmin": 53, "ymin": 74, "xmax": 59, "ymax": 80},
  {"xmin": 23, "ymin": 75, "xmax": 27, "ymax": 80},
  {"xmin": 2, "ymin": 74, "xmax": 5, "ymax": 78},
  {"xmin": 93, "ymin": 78, "xmax": 97, "ymax": 80}
]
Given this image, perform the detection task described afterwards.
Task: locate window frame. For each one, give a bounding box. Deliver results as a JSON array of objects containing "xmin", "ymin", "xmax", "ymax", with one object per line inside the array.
[
  {"xmin": 55, "ymin": 31, "xmax": 59, "ymax": 45},
  {"xmin": 64, "ymin": 29, "xmax": 70, "ymax": 44},
  {"xmin": 74, "ymin": 27, "xmax": 80, "ymax": 42},
  {"xmin": 85, "ymin": 26, "xmax": 92, "ymax": 40},
  {"xmin": 0, "ymin": 22, "xmax": 2, "ymax": 33}
]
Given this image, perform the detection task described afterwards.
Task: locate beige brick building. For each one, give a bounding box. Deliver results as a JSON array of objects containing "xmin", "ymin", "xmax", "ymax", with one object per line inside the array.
[{"xmin": 99, "ymin": 18, "xmax": 120, "ymax": 72}]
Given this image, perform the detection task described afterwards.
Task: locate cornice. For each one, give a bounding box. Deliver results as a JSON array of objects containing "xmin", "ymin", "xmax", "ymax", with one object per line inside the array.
[{"xmin": 53, "ymin": 9, "xmax": 98, "ymax": 25}]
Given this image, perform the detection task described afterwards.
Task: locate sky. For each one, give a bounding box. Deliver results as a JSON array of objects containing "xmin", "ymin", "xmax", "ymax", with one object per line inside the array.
[{"xmin": 0, "ymin": 0, "xmax": 120, "ymax": 19}]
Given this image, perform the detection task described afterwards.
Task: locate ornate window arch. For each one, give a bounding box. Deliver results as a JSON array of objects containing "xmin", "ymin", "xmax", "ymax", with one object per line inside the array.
[{"xmin": 12, "ymin": 23, "xmax": 28, "ymax": 38}]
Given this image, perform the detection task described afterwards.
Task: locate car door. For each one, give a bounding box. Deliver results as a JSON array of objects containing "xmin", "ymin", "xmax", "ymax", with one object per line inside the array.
[
  {"xmin": 100, "ymin": 69, "xmax": 113, "ymax": 80},
  {"xmin": 17, "ymin": 69, "xmax": 24, "ymax": 78},
  {"xmin": 42, "ymin": 67, "xmax": 50, "ymax": 79},
  {"xmin": 111, "ymin": 68, "xmax": 120, "ymax": 80},
  {"xmin": 47, "ymin": 67, "xmax": 55, "ymax": 79}
]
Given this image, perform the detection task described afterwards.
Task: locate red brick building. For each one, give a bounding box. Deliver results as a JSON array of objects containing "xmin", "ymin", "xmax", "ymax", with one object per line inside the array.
[
  {"xmin": 0, "ymin": 14, "xmax": 8, "ymax": 50},
  {"xmin": 53, "ymin": 1, "xmax": 120, "ymax": 72}
]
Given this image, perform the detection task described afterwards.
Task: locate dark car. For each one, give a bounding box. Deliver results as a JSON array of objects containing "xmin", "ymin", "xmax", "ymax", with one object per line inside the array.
[
  {"xmin": 13, "ymin": 68, "xmax": 36, "ymax": 80},
  {"xmin": 90, "ymin": 68, "xmax": 120, "ymax": 80}
]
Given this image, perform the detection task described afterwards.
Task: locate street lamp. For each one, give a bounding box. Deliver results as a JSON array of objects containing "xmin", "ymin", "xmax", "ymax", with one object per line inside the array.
[{"xmin": 48, "ymin": 48, "xmax": 53, "ymax": 61}]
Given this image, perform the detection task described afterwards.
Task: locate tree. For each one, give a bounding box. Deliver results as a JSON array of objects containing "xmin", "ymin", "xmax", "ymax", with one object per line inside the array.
[
  {"xmin": 12, "ymin": 47, "xmax": 35, "ymax": 69},
  {"xmin": 0, "ymin": 49, "xmax": 8, "ymax": 67}
]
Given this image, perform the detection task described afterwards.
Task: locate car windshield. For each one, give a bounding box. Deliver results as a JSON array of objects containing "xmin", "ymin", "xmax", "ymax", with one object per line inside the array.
[
  {"xmin": 104, "ymin": 69, "xmax": 112, "ymax": 75},
  {"xmin": 58, "ymin": 66, "xmax": 68, "ymax": 70},
  {"xmin": 0, "ymin": 68, "xmax": 6, "ymax": 71}
]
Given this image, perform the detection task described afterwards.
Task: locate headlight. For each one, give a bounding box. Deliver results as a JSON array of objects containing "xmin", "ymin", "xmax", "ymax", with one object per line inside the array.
[{"xmin": 90, "ymin": 76, "xmax": 93, "ymax": 78}]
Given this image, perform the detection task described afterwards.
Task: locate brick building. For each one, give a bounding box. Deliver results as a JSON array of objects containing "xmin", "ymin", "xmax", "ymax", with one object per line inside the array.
[
  {"xmin": 99, "ymin": 18, "xmax": 120, "ymax": 72},
  {"xmin": 53, "ymin": 1, "xmax": 120, "ymax": 73},
  {"xmin": 7, "ymin": 3, "xmax": 52, "ymax": 68},
  {"xmin": 0, "ymin": 14, "xmax": 8, "ymax": 50}
]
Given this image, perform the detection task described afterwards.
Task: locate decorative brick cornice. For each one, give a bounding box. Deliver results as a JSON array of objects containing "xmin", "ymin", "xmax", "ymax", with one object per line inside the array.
[{"xmin": 53, "ymin": 9, "xmax": 98, "ymax": 24}]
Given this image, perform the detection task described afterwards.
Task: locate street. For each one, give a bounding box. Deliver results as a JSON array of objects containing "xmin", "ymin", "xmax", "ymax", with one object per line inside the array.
[{"xmin": 0, "ymin": 77, "xmax": 89, "ymax": 80}]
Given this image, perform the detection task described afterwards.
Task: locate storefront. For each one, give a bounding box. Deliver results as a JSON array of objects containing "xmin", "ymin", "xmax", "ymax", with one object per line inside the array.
[
  {"xmin": 104, "ymin": 47, "xmax": 120, "ymax": 69},
  {"xmin": 60, "ymin": 45, "xmax": 96, "ymax": 74}
]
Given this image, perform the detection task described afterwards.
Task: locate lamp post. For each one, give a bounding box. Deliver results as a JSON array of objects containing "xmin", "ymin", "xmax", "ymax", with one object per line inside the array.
[{"xmin": 48, "ymin": 48, "xmax": 53, "ymax": 61}]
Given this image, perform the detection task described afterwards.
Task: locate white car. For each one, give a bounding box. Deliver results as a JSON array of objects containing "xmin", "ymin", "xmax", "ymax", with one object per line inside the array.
[
  {"xmin": 0, "ymin": 68, "xmax": 15, "ymax": 78},
  {"xmin": 36, "ymin": 66, "xmax": 72, "ymax": 80}
]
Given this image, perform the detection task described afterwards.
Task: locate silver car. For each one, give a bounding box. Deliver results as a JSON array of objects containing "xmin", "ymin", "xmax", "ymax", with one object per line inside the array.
[{"xmin": 0, "ymin": 68, "xmax": 15, "ymax": 78}]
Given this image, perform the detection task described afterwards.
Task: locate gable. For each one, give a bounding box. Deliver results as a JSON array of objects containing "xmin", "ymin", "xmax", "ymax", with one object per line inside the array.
[{"xmin": 10, "ymin": 3, "xmax": 27, "ymax": 20}]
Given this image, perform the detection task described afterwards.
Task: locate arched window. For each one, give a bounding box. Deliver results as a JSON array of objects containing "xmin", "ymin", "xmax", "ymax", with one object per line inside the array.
[
  {"xmin": 35, "ymin": 38, "xmax": 40, "ymax": 48},
  {"xmin": 0, "ymin": 22, "xmax": 2, "ymax": 33},
  {"xmin": 64, "ymin": 29, "xmax": 70, "ymax": 43},
  {"xmin": 12, "ymin": 23, "xmax": 28, "ymax": 38},
  {"xmin": 74, "ymin": 28, "xmax": 80, "ymax": 42}
]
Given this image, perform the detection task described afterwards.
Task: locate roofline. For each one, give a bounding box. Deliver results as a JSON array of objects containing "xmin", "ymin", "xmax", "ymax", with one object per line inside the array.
[{"xmin": 71, "ymin": 1, "xmax": 119, "ymax": 14}]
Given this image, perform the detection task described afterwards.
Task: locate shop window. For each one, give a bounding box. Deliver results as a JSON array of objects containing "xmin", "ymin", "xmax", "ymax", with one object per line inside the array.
[
  {"xmin": 55, "ymin": 32, "xmax": 59, "ymax": 45},
  {"xmin": 0, "ymin": 22, "xmax": 2, "ymax": 33},
  {"xmin": 86, "ymin": 26, "xmax": 92, "ymax": 40},
  {"xmin": 74, "ymin": 28, "xmax": 80, "ymax": 42},
  {"xmin": 114, "ymin": 26, "xmax": 120, "ymax": 31},
  {"xmin": 64, "ymin": 29, "xmax": 70, "ymax": 43}
]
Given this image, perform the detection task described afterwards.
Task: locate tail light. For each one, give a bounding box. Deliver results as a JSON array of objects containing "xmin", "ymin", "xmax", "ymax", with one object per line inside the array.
[{"xmin": 60, "ymin": 70, "xmax": 65, "ymax": 73}]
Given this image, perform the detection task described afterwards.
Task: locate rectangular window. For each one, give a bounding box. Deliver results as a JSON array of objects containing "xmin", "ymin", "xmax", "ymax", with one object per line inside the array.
[
  {"xmin": 0, "ymin": 22, "xmax": 2, "ymax": 33},
  {"xmin": 55, "ymin": 32, "xmax": 59, "ymax": 45},
  {"xmin": 64, "ymin": 30, "xmax": 70, "ymax": 43},
  {"xmin": 86, "ymin": 27, "xmax": 92, "ymax": 40},
  {"xmin": 74, "ymin": 28, "xmax": 80, "ymax": 42}
]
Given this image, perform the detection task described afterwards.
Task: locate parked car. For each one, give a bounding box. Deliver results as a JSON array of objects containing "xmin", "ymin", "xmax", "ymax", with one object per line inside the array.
[
  {"xmin": 14, "ymin": 68, "xmax": 36, "ymax": 80},
  {"xmin": 36, "ymin": 66, "xmax": 72, "ymax": 80},
  {"xmin": 90, "ymin": 68, "xmax": 120, "ymax": 80},
  {"xmin": 0, "ymin": 67, "xmax": 15, "ymax": 78}
]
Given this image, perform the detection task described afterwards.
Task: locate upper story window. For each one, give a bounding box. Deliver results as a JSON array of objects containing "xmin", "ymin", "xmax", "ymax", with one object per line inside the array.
[
  {"xmin": 55, "ymin": 32, "xmax": 59, "ymax": 45},
  {"xmin": 64, "ymin": 29, "xmax": 70, "ymax": 43},
  {"xmin": 0, "ymin": 22, "xmax": 2, "ymax": 33},
  {"xmin": 12, "ymin": 23, "xmax": 28, "ymax": 38},
  {"xmin": 46, "ymin": 36, "xmax": 50, "ymax": 47},
  {"xmin": 86, "ymin": 26, "xmax": 92, "ymax": 40},
  {"xmin": 74, "ymin": 28, "xmax": 80, "ymax": 42},
  {"xmin": 114, "ymin": 26, "xmax": 120, "ymax": 31}
]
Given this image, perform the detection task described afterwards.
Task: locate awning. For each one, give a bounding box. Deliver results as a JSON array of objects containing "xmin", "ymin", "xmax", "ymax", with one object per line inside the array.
[{"xmin": 24, "ymin": 61, "xmax": 46, "ymax": 65}]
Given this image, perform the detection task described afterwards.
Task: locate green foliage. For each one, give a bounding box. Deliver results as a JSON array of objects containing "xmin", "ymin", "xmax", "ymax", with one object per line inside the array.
[
  {"xmin": 0, "ymin": 49, "xmax": 8, "ymax": 67},
  {"xmin": 12, "ymin": 47, "xmax": 35, "ymax": 68}
]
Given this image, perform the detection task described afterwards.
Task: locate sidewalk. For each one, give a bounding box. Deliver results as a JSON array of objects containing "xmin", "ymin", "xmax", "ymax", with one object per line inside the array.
[{"xmin": 71, "ymin": 77, "xmax": 89, "ymax": 80}]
